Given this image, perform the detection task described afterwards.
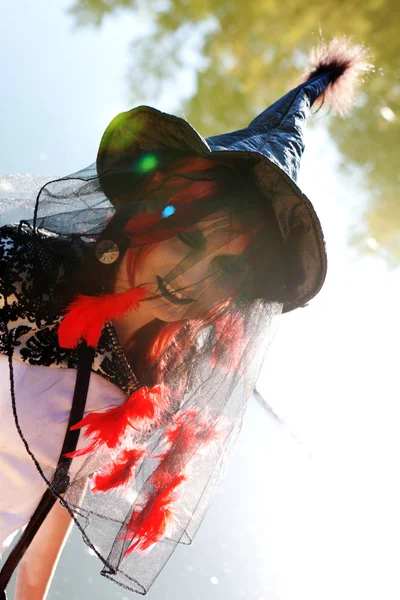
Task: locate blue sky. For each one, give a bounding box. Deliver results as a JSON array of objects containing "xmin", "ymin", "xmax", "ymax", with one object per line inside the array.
[{"xmin": 1, "ymin": 1, "xmax": 140, "ymax": 174}]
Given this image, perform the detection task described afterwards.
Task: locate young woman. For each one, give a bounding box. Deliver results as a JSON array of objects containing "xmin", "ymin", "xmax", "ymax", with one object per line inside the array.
[{"xmin": 0, "ymin": 38, "xmax": 371, "ymax": 598}]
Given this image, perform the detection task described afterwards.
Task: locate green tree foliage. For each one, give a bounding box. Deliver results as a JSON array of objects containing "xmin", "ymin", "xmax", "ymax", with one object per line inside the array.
[{"xmin": 69, "ymin": 0, "xmax": 400, "ymax": 263}]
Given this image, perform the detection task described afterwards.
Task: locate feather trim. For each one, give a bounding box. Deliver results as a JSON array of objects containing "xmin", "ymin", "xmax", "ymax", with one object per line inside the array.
[
  {"xmin": 90, "ymin": 447, "xmax": 146, "ymax": 493},
  {"xmin": 305, "ymin": 36, "xmax": 374, "ymax": 116},
  {"xmin": 120, "ymin": 410, "xmax": 230, "ymax": 555},
  {"xmin": 58, "ymin": 286, "xmax": 148, "ymax": 348},
  {"xmin": 122, "ymin": 474, "xmax": 187, "ymax": 555},
  {"xmin": 64, "ymin": 384, "xmax": 170, "ymax": 458}
]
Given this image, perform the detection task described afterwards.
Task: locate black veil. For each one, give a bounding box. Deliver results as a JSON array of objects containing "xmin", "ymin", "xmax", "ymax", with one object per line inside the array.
[{"xmin": 0, "ymin": 165, "xmax": 282, "ymax": 594}]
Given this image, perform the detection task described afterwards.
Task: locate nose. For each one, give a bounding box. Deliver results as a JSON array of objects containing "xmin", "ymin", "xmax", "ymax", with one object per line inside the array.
[{"xmin": 171, "ymin": 255, "xmax": 214, "ymax": 296}]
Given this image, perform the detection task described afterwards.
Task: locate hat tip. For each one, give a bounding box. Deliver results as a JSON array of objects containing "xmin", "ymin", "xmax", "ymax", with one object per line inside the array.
[{"xmin": 304, "ymin": 36, "xmax": 374, "ymax": 116}]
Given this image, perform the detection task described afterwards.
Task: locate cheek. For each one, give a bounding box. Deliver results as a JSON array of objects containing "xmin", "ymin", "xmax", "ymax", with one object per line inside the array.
[
  {"xmin": 132, "ymin": 248, "xmax": 158, "ymax": 287},
  {"xmin": 132, "ymin": 240, "xmax": 184, "ymax": 286}
]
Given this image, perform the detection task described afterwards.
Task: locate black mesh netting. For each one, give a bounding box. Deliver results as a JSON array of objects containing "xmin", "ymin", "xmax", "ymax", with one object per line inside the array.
[{"xmin": 0, "ymin": 165, "xmax": 282, "ymax": 594}]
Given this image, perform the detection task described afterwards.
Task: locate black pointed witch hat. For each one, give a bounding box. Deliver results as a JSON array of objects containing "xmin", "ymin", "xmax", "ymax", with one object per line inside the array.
[{"xmin": 96, "ymin": 38, "xmax": 372, "ymax": 312}]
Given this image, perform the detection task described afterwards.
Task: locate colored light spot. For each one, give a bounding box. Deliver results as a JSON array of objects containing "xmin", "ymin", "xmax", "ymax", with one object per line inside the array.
[
  {"xmin": 162, "ymin": 205, "xmax": 176, "ymax": 218},
  {"xmin": 135, "ymin": 153, "xmax": 159, "ymax": 173}
]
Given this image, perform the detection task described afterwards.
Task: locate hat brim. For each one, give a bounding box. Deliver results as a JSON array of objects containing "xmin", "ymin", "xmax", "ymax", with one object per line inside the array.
[{"xmin": 96, "ymin": 106, "xmax": 327, "ymax": 313}]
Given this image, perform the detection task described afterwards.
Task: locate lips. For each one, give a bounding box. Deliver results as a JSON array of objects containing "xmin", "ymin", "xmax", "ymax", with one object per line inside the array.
[{"xmin": 156, "ymin": 276, "xmax": 194, "ymax": 306}]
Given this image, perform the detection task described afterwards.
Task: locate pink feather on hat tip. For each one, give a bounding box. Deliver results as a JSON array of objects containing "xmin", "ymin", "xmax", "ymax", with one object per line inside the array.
[{"xmin": 304, "ymin": 36, "xmax": 374, "ymax": 116}]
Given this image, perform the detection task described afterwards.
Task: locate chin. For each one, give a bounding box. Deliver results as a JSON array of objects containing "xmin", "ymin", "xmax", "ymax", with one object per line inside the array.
[{"xmin": 152, "ymin": 305, "xmax": 187, "ymax": 323}]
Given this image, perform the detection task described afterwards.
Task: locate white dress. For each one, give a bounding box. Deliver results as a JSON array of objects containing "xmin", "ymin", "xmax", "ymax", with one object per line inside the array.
[
  {"xmin": 0, "ymin": 354, "xmax": 125, "ymax": 554},
  {"xmin": 0, "ymin": 225, "xmax": 136, "ymax": 556}
]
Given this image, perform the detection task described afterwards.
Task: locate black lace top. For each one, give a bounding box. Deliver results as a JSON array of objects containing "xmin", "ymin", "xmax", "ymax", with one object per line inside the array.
[{"xmin": 0, "ymin": 223, "xmax": 137, "ymax": 396}]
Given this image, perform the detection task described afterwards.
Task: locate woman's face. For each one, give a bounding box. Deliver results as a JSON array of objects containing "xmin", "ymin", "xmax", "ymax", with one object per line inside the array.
[{"xmin": 114, "ymin": 212, "xmax": 251, "ymax": 324}]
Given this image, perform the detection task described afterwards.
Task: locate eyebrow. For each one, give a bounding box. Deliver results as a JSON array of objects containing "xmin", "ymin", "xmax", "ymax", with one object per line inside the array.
[
  {"xmin": 200, "ymin": 225, "xmax": 248, "ymax": 253},
  {"xmin": 199, "ymin": 222, "xmax": 234, "ymax": 238},
  {"xmin": 199, "ymin": 214, "xmax": 246, "ymax": 235}
]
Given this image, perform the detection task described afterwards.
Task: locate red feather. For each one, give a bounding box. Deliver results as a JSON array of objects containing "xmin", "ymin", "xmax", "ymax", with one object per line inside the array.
[
  {"xmin": 58, "ymin": 286, "xmax": 148, "ymax": 348},
  {"xmin": 64, "ymin": 384, "xmax": 170, "ymax": 458},
  {"xmin": 122, "ymin": 474, "xmax": 186, "ymax": 556},
  {"xmin": 90, "ymin": 447, "xmax": 146, "ymax": 493},
  {"xmin": 151, "ymin": 423, "xmax": 198, "ymax": 491},
  {"xmin": 120, "ymin": 411, "xmax": 228, "ymax": 555},
  {"xmin": 163, "ymin": 409, "xmax": 199, "ymax": 445},
  {"xmin": 305, "ymin": 37, "xmax": 373, "ymax": 116},
  {"xmin": 153, "ymin": 410, "xmax": 226, "ymax": 490}
]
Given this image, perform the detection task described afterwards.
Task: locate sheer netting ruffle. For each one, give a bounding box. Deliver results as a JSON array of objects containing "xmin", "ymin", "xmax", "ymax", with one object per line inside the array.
[{"xmin": 0, "ymin": 169, "xmax": 282, "ymax": 594}]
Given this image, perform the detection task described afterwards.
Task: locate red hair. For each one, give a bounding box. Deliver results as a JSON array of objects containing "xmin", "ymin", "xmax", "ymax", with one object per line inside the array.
[
  {"xmin": 122, "ymin": 157, "xmax": 231, "ymax": 245},
  {"xmin": 121, "ymin": 157, "xmax": 248, "ymax": 389}
]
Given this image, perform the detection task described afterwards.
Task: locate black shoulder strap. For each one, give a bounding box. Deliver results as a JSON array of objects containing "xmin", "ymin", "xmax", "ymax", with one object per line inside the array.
[{"xmin": 0, "ymin": 343, "xmax": 95, "ymax": 598}]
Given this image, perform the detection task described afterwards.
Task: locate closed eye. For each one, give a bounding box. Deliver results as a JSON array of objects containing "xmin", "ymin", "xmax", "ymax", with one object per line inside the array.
[
  {"xmin": 177, "ymin": 229, "xmax": 206, "ymax": 250},
  {"xmin": 213, "ymin": 255, "xmax": 247, "ymax": 275}
]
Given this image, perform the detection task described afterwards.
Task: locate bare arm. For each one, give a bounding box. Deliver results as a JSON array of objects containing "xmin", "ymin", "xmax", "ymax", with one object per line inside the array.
[{"xmin": 14, "ymin": 500, "xmax": 73, "ymax": 600}]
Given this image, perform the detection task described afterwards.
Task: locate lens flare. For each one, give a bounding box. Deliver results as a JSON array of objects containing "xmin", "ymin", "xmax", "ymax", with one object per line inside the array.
[
  {"xmin": 162, "ymin": 205, "xmax": 175, "ymax": 218},
  {"xmin": 135, "ymin": 153, "xmax": 159, "ymax": 174}
]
